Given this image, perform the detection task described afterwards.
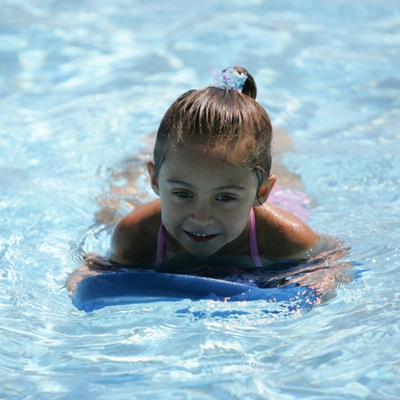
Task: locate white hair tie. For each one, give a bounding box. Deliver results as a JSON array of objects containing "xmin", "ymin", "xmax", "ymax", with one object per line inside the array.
[{"xmin": 210, "ymin": 67, "xmax": 247, "ymax": 92}]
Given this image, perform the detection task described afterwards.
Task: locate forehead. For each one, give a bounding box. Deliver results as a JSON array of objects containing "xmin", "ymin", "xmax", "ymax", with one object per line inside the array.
[
  {"xmin": 166, "ymin": 136, "xmax": 255, "ymax": 164},
  {"xmin": 160, "ymin": 145, "xmax": 258, "ymax": 186}
]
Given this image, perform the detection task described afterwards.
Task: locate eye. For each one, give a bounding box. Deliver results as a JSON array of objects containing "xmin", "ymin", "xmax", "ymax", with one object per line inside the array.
[
  {"xmin": 174, "ymin": 191, "xmax": 193, "ymax": 199},
  {"xmin": 216, "ymin": 194, "xmax": 236, "ymax": 202}
]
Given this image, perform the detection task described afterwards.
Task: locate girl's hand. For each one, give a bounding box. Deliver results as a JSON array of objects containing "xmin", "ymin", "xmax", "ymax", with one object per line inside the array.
[
  {"xmin": 66, "ymin": 254, "xmax": 123, "ymax": 295},
  {"xmin": 83, "ymin": 253, "xmax": 125, "ymax": 271}
]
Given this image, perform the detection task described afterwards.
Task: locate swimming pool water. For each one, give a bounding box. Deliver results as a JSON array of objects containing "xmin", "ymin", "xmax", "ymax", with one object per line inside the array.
[{"xmin": 1, "ymin": 0, "xmax": 399, "ymax": 398}]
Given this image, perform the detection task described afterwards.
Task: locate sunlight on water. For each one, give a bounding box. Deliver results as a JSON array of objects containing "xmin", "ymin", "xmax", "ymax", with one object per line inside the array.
[{"xmin": 1, "ymin": 0, "xmax": 400, "ymax": 398}]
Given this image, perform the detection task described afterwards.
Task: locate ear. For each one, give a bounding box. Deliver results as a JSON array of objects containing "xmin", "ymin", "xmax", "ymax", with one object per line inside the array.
[
  {"xmin": 253, "ymin": 174, "xmax": 277, "ymax": 206},
  {"xmin": 147, "ymin": 161, "xmax": 160, "ymax": 196}
]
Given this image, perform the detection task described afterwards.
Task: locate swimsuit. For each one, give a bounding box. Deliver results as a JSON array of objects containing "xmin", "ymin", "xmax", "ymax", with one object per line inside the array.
[{"xmin": 155, "ymin": 207, "xmax": 263, "ymax": 267}]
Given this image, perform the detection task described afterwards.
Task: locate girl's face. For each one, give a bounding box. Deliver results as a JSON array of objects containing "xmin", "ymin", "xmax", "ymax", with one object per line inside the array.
[{"xmin": 148, "ymin": 146, "xmax": 275, "ymax": 257}]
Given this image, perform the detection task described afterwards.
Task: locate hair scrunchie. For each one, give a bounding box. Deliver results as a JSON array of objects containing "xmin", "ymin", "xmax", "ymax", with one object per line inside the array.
[{"xmin": 210, "ymin": 67, "xmax": 247, "ymax": 92}]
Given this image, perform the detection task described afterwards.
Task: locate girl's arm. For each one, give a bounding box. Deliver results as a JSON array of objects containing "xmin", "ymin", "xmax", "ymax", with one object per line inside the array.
[
  {"xmin": 66, "ymin": 200, "xmax": 161, "ymax": 295},
  {"xmin": 256, "ymin": 203, "xmax": 334, "ymax": 260},
  {"xmin": 65, "ymin": 253, "xmax": 121, "ymax": 295},
  {"xmin": 109, "ymin": 199, "xmax": 161, "ymax": 265}
]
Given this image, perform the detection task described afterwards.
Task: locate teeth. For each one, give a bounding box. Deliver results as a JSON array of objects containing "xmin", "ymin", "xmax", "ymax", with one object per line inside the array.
[{"xmin": 191, "ymin": 232, "xmax": 210, "ymax": 237}]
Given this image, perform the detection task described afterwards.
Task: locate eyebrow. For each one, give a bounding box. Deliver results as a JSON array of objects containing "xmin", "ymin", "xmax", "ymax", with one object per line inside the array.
[{"xmin": 166, "ymin": 179, "xmax": 246, "ymax": 191}]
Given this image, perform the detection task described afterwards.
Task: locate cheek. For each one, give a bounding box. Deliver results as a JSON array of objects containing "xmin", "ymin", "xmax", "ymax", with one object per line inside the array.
[
  {"xmin": 223, "ymin": 210, "xmax": 250, "ymax": 238},
  {"xmin": 160, "ymin": 198, "xmax": 182, "ymax": 225}
]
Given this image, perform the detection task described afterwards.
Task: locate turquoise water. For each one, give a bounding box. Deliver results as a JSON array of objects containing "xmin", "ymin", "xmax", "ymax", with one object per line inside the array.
[{"xmin": 1, "ymin": 0, "xmax": 399, "ymax": 398}]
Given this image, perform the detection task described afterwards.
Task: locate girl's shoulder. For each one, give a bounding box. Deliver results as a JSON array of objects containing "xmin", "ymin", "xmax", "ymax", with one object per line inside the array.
[
  {"xmin": 109, "ymin": 199, "xmax": 162, "ymax": 265},
  {"xmin": 254, "ymin": 203, "xmax": 321, "ymax": 259}
]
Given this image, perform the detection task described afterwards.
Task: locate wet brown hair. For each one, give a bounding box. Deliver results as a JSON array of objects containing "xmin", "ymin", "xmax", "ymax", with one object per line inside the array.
[{"xmin": 152, "ymin": 66, "xmax": 272, "ymax": 188}]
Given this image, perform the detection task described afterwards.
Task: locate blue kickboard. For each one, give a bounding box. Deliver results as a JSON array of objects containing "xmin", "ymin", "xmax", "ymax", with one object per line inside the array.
[{"xmin": 72, "ymin": 271, "xmax": 317, "ymax": 312}]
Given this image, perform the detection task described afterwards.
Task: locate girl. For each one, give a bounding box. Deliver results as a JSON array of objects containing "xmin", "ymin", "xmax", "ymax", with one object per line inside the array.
[{"xmin": 68, "ymin": 66, "xmax": 340, "ymax": 294}]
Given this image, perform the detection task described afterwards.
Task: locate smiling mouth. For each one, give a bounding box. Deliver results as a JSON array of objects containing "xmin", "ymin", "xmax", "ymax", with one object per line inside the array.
[{"xmin": 184, "ymin": 231, "xmax": 218, "ymax": 243}]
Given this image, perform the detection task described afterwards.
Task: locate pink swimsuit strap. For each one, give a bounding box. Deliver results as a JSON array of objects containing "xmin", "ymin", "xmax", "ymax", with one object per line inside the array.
[
  {"xmin": 154, "ymin": 207, "xmax": 263, "ymax": 267},
  {"xmin": 248, "ymin": 207, "xmax": 263, "ymax": 267},
  {"xmin": 155, "ymin": 222, "xmax": 166, "ymax": 267}
]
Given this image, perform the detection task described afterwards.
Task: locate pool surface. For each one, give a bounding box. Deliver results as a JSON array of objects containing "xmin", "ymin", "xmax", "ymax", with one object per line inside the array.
[{"xmin": 1, "ymin": 0, "xmax": 399, "ymax": 398}]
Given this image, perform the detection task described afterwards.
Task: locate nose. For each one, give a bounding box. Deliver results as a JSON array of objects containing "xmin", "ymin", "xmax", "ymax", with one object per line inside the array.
[{"xmin": 189, "ymin": 201, "xmax": 214, "ymax": 225}]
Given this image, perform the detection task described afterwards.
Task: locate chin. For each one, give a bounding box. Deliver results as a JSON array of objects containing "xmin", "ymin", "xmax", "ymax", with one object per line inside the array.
[{"xmin": 186, "ymin": 246, "xmax": 219, "ymax": 258}]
